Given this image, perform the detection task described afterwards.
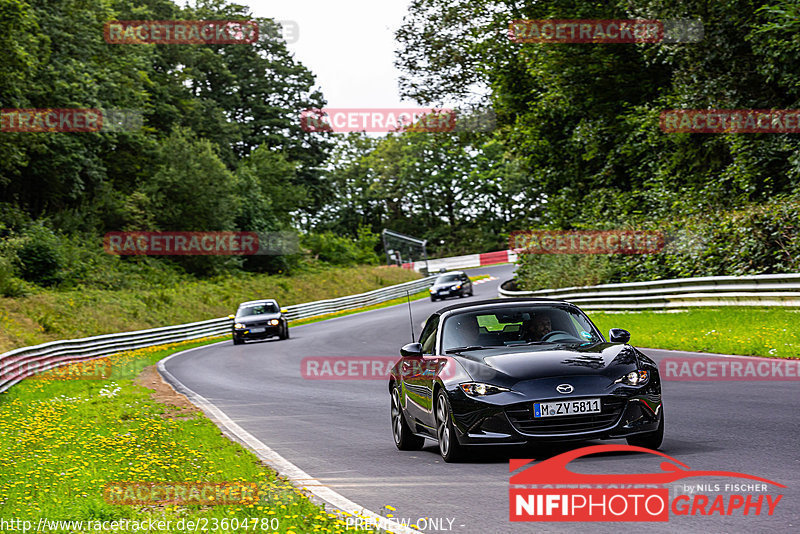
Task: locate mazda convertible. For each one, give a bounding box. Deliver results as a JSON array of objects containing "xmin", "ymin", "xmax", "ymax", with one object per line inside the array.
[{"xmin": 388, "ymin": 298, "xmax": 663, "ymax": 462}]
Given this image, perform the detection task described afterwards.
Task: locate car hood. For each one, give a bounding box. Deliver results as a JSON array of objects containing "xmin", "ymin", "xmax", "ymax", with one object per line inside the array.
[
  {"xmin": 451, "ymin": 342, "xmax": 641, "ymax": 385},
  {"xmin": 236, "ymin": 313, "xmax": 281, "ymax": 324}
]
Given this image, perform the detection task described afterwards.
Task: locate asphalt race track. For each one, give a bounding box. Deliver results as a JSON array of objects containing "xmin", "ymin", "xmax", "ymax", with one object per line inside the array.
[{"xmin": 163, "ymin": 264, "xmax": 799, "ymax": 533}]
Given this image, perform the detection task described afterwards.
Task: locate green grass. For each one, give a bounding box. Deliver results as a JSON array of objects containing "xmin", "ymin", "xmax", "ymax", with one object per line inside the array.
[
  {"xmin": 290, "ymin": 289, "xmax": 431, "ymax": 327},
  {"xmin": 587, "ymin": 307, "xmax": 799, "ymax": 359},
  {"xmin": 0, "ymin": 266, "xmax": 420, "ymax": 353},
  {"xmin": 0, "ymin": 338, "xmax": 357, "ymax": 534}
]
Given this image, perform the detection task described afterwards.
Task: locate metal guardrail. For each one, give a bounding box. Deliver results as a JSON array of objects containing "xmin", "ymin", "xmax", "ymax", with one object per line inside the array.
[
  {"xmin": 498, "ymin": 273, "xmax": 800, "ymax": 309},
  {"xmin": 282, "ymin": 275, "xmax": 435, "ymax": 321},
  {"xmin": 0, "ymin": 275, "xmax": 436, "ymax": 393}
]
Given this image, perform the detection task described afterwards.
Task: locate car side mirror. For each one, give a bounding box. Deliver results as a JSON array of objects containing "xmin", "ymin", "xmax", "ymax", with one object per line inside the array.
[
  {"xmin": 280, "ymin": 308, "xmax": 288, "ymax": 313},
  {"xmin": 228, "ymin": 314, "xmax": 235, "ymax": 320},
  {"xmin": 609, "ymin": 328, "xmax": 631, "ymax": 344},
  {"xmin": 400, "ymin": 342, "xmax": 423, "ymax": 358}
]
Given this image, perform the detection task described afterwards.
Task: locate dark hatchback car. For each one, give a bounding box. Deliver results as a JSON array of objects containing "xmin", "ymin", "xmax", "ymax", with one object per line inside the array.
[
  {"xmin": 230, "ymin": 299, "xmax": 289, "ymax": 345},
  {"xmin": 429, "ymin": 271, "xmax": 473, "ymax": 301},
  {"xmin": 388, "ymin": 298, "xmax": 663, "ymax": 462}
]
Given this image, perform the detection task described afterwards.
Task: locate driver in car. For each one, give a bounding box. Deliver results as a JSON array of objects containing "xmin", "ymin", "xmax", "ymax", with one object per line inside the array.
[{"xmin": 521, "ymin": 314, "xmax": 552, "ymax": 342}]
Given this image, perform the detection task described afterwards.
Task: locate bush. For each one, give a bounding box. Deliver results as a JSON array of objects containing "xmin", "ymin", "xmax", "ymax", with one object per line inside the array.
[
  {"xmin": 515, "ymin": 254, "xmax": 616, "ymax": 290},
  {"xmin": 12, "ymin": 226, "xmax": 65, "ymax": 287},
  {"xmin": 516, "ymin": 197, "xmax": 800, "ymax": 290},
  {"xmin": 0, "ymin": 255, "xmax": 31, "ymax": 297},
  {"xmin": 302, "ymin": 228, "xmax": 380, "ymax": 266}
]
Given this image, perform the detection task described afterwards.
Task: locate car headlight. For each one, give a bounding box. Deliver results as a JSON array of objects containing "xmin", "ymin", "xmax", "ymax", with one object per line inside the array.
[
  {"xmin": 269, "ymin": 319, "xmax": 279, "ymax": 325},
  {"xmin": 459, "ymin": 382, "xmax": 510, "ymax": 396},
  {"xmin": 234, "ymin": 323, "xmax": 245, "ymax": 329},
  {"xmin": 615, "ymin": 370, "xmax": 649, "ymax": 386},
  {"xmin": 429, "ymin": 288, "xmax": 435, "ymax": 293},
  {"xmin": 452, "ymin": 284, "xmax": 461, "ymax": 290}
]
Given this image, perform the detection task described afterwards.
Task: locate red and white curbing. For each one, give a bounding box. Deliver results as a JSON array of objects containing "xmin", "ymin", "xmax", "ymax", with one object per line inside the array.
[{"xmin": 401, "ymin": 250, "xmax": 517, "ymax": 272}]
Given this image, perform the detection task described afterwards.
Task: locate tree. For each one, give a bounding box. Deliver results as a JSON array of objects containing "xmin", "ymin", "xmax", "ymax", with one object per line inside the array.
[{"xmin": 142, "ymin": 128, "xmax": 238, "ymax": 231}]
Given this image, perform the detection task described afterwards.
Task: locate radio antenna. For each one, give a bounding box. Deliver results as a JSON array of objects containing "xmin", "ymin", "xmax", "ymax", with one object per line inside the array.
[{"xmin": 406, "ymin": 290, "xmax": 415, "ymax": 341}]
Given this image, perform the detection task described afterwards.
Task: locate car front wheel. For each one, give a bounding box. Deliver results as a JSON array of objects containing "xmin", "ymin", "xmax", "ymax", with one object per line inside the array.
[
  {"xmin": 626, "ymin": 410, "xmax": 664, "ymax": 449},
  {"xmin": 435, "ymin": 390, "xmax": 464, "ymax": 462},
  {"xmin": 391, "ymin": 386, "xmax": 425, "ymax": 450}
]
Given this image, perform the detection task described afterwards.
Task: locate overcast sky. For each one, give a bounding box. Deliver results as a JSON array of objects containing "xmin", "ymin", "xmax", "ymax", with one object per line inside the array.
[{"xmin": 247, "ymin": 0, "xmax": 415, "ymax": 108}]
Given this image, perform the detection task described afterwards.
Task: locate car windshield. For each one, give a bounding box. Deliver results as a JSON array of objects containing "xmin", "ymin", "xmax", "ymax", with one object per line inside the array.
[
  {"xmin": 436, "ymin": 274, "xmax": 461, "ymax": 284},
  {"xmin": 238, "ymin": 303, "xmax": 279, "ymax": 316},
  {"xmin": 441, "ymin": 305, "xmax": 603, "ymax": 351}
]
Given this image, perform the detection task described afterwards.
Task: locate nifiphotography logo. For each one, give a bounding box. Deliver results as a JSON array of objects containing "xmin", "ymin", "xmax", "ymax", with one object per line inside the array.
[{"xmin": 509, "ymin": 444, "xmax": 784, "ymax": 522}]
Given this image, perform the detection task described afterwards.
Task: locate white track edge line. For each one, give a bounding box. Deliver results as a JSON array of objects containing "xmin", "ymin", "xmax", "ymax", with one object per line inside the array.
[{"xmin": 158, "ymin": 344, "xmax": 419, "ymax": 534}]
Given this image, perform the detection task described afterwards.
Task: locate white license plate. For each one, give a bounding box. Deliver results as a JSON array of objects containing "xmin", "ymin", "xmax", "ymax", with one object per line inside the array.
[
  {"xmin": 534, "ymin": 398, "xmax": 601, "ymax": 418},
  {"xmin": 249, "ymin": 327, "xmax": 266, "ymax": 333}
]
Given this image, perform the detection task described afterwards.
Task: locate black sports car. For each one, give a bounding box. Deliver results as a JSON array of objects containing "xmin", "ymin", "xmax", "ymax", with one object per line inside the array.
[
  {"xmin": 428, "ymin": 271, "xmax": 473, "ymax": 301},
  {"xmin": 388, "ymin": 298, "xmax": 663, "ymax": 462},
  {"xmin": 230, "ymin": 299, "xmax": 289, "ymax": 345}
]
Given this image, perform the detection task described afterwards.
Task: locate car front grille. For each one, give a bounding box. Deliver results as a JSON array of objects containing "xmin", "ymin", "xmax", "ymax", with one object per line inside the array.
[
  {"xmin": 246, "ymin": 321, "xmax": 274, "ymax": 328},
  {"xmin": 505, "ymin": 397, "xmax": 626, "ymax": 435}
]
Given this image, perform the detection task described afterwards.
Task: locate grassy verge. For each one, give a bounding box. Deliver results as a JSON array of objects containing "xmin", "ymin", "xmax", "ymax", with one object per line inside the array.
[
  {"xmin": 290, "ymin": 273, "xmax": 490, "ymax": 327},
  {"xmin": 291, "ymin": 290, "xmax": 430, "ymax": 327},
  {"xmin": 0, "ymin": 338, "xmax": 358, "ymax": 533},
  {"xmin": 0, "ymin": 266, "xmax": 420, "ymax": 353},
  {"xmin": 588, "ymin": 307, "xmax": 799, "ymax": 359}
]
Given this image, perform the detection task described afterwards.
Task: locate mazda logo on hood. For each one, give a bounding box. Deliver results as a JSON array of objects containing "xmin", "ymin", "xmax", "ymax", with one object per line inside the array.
[{"xmin": 556, "ymin": 384, "xmax": 574, "ymax": 394}]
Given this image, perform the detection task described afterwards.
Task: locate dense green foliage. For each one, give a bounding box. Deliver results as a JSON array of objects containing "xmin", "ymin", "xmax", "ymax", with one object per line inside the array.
[
  {"xmin": 3, "ymin": 0, "xmax": 800, "ymax": 295},
  {"xmin": 0, "ymin": 0, "xmax": 376, "ymax": 291},
  {"xmin": 388, "ymin": 0, "xmax": 800, "ymax": 286},
  {"xmin": 516, "ymin": 197, "xmax": 800, "ymax": 289},
  {"xmin": 312, "ymin": 131, "xmax": 533, "ymax": 257}
]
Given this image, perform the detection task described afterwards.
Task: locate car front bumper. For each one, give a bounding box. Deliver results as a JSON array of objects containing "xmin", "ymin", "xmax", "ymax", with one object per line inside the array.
[
  {"xmin": 233, "ymin": 325, "xmax": 282, "ymax": 340},
  {"xmin": 432, "ymin": 288, "xmax": 463, "ymax": 298},
  {"xmin": 447, "ymin": 389, "xmax": 662, "ymax": 445}
]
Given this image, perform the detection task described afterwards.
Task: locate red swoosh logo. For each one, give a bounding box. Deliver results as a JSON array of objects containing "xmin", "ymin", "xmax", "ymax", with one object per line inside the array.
[{"xmin": 509, "ymin": 444, "xmax": 785, "ymax": 488}]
